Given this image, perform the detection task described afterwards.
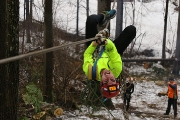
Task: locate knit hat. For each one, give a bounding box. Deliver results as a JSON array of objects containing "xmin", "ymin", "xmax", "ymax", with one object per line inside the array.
[{"xmin": 169, "ymin": 77, "xmax": 174, "ymax": 81}]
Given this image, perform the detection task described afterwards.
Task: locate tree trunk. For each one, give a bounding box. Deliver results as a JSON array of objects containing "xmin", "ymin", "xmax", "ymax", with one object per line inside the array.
[
  {"xmin": 0, "ymin": 0, "xmax": 19, "ymax": 119},
  {"xmin": 44, "ymin": 0, "xmax": 53, "ymax": 102},
  {"xmin": 76, "ymin": 0, "xmax": 79, "ymax": 37},
  {"xmin": 0, "ymin": 1, "xmax": 6, "ymax": 57},
  {"xmin": 97, "ymin": 0, "xmax": 111, "ymax": 30},
  {"xmin": 161, "ymin": 0, "xmax": 169, "ymax": 66},
  {"xmin": 86, "ymin": 0, "xmax": 89, "ymax": 17},
  {"xmin": 116, "ymin": 0, "xmax": 123, "ymax": 38},
  {"xmin": 172, "ymin": 0, "xmax": 180, "ymax": 75},
  {"xmin": 0, "ymin": 0, "xmax": 7, "ymax": 118},
  {"xmin": 26, "ymin": 0, "xmax": 31, "ymax": 43},
  {"xmin": 97, "ymin": 0, "xmax": 111, "ymax": 14}
]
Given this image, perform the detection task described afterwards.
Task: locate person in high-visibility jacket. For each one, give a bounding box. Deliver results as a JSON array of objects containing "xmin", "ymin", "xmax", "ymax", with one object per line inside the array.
[
  {"xmin": 82, "ymin": 9, "xmax": 136, "ymax": 109},
  {"xmin": 164, "ymin": 77, "xmax": 178, "ymax": 118}
]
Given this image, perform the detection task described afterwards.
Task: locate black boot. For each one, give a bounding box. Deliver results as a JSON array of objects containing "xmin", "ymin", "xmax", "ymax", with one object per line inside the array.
[
  {"xmin": 174, "ymin": 113, "xmax": 178, "ymax": 118},
  {"xmin": 126, "ymin": 105, "xmax": 129, "ymax": 111},
  {"xmin": 163, "ymin": 113, "xmax": 169, "ymax": 115}
]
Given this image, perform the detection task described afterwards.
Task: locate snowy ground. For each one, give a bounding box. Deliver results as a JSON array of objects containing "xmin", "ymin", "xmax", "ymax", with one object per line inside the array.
[
  {"xmin": 58, "ymin": 78, "xmax": 180, "ymax": 120},
  {"xmin": 19, "ymin": 0, "xmax": 180, "ymax": 119}
]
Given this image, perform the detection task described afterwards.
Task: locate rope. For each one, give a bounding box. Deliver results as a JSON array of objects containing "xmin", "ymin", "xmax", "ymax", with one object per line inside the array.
[
  {"xmin": 0, "ymin": 0, "xmax": 117, "ymax": 65},
  {"xmin": 0, "ymin": 37, "xmax": 99, "ymax": 64},
  {"xmin": 5, "ymin": 0, "xmax": 164, "ymax": 79},
  {"xmin": 92, "ymin": 46, "xmax": 105, "ymax": 80},
  {"xmin": 0, "ymin": 40, "xmax": 177, "ymax": 65}
]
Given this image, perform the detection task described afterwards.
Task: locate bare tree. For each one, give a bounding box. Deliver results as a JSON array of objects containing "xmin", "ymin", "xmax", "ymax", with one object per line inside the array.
[
  {"xmin": 0, "ymin": 1, "xmax": 6, "ymax": 65},
  {"xmin": 161, "ymin": 0, "xmax": 169, "ymax": 66},
  {"xmin": 116, "ymin": 0, "xmax": 123, "ymax": 38},
  {"xmin": 98, "ymin": 0, "xmax": 111, "ymax": 30},
  {"xmin": 43, "ymin": 0, "xmax": 53, "ymax": 102},
  {"xmin": 0, "ymin": 0, "xmax": 7, "ymax": 118},
  {"xmin": 0, "ymin": 0, "xmax": 19, "ymax": 119},
  {"xmin": 172, "ymin": 0, "xmax": 180, "ymax": 75},
  {"xmin": 86, "ymin": 0, "xmax": 89, "ymax": 17},
  {"xmin": 98, "ymin": 0, "xmax": 111, "ymax": 13},
  {"xmin": 25, "ymin": 0, "xmax": 31, "ymax": 43}
]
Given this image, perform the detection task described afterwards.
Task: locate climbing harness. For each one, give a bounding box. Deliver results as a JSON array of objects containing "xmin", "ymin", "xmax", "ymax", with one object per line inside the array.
[
  {"xmin": 92, "ymin": 46, "xmax": 105, "ymax": 80},
  {"xmin": 87, "ymin": 45, "xmax": 105, "ymax": 80},
  {"xmin": 87, "ymin": 37, "xmax": 120, "ymax": 99}
]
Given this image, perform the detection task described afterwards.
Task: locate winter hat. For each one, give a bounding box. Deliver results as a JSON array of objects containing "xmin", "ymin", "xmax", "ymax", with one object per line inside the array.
[{"xmin": 169, "ymin": 77, "xmax": 174, "ymax": 81}]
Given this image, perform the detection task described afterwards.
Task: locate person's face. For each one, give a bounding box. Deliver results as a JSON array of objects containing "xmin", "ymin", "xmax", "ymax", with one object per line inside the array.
[
  {"xmin": 169, "ymin": 80, "xmax": 174, "ymax": 83},
  {"xmin": 101, "ymin": 69, "xmax": 116, "ymax": 85}
]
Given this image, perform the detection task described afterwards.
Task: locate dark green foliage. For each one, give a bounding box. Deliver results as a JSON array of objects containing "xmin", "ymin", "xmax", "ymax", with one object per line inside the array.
[
  {"xmin": 23, "ymin": 83, "xmax": 43, "ymax": 113},
  {"xmin": 152, "ymin": 65, "xmax": 166, "ymax": 75},
  {"xmin": 81, "ymin": 80, "xmax": 104, "ymax": 112}
]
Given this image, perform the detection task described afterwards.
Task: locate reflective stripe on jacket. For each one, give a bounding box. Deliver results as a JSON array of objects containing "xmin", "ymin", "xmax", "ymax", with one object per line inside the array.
[
  {"xmin": 168, "ymin": 82, "xmax": 178, "ymax": 99},
  {"xmin": 83, "ymin": 39, "xmax": 122, "ymax": 81}
]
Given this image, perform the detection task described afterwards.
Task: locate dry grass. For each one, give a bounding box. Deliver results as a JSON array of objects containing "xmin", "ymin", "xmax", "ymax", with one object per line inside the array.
[{"xmin": 154, "ymin": 81, "xmax": 166, "ymax": 86}]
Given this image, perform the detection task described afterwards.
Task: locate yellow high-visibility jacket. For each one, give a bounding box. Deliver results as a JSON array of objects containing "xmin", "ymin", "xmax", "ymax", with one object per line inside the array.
[{"xmin": 83, "ymin": 39, "xmax": 122, "ymax": 81}]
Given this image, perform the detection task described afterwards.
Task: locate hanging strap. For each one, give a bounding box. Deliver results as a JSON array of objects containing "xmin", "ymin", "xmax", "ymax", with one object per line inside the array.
[{"xmin": 92, "ymin": 46, "xmax": 105, "ymax": 80}]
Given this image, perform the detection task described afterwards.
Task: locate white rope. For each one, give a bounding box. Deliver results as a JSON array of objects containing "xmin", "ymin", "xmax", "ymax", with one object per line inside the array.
[{"xmin": 0, "ymin": 37, "xmax": 98, "ymax": 64}]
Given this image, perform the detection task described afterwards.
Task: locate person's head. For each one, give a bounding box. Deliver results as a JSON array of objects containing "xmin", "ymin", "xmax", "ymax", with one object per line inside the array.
[
  {"xmin": 169, "ymin": 76, "xmax": 174, "ymax": 83},
  {"xmin": 100, "ymin": 69, "xmax": 120, "ymax": 98},
  {"xmin": 101, "ymin": 69, "xmax": 116, "ymax": 85}
]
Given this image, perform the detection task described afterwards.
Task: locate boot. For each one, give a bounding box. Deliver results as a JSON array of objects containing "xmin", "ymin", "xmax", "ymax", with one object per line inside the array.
[
  {"xmin": 99, "ymin": 9, "xmax": 116, "ymax": 27},
  {"xmin": 163, "ymin": 113, "xmax": 169, "ymax": 115}
]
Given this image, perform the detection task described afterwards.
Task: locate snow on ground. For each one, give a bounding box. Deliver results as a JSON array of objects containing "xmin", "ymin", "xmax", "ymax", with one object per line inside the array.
[
  {"xmin": 58, "ymin": 78, "xmax": 180, "ymax": 120},
  {"xmin": 19, "ymin": 0, "xmax": 180, "ymax": 119}
]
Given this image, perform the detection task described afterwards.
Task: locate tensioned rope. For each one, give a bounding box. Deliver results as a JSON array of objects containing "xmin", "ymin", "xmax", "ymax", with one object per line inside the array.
[
  {"xmin": 0, "ymin": 0, "xmax": 178, "ymax": 66},
  {"xmin": 0, "ymin": 0, "xmax": 177, "ymax": 65},
  {"xmin": 0, "ymin": 37, "xmax": 97, "ymax": 64},
  {"xmin": 0, "ymin": 0, "xmax": 116, "ymax": 65}
]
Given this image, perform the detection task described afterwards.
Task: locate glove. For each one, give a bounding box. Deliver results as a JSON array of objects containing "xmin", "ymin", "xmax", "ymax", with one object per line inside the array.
[
  {"xmin": 95, "ymin": 33, "xmax": 103, "ymax": 38},
  {"xmin": 99, "ymin": 37, "xmax": 106, "ymax": 45},
  {"xmin": 98, "ymin": 28, "xmax": 110, "ymax": 38},
  {"xmin": 95, "ymin": 33, "xmax": 106, "ymax": 45}
]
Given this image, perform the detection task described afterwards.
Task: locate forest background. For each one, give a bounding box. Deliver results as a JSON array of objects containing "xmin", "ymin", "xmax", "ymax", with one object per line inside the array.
[{"xmin": 0, "ymin": 0, "xmax": 180, "ymax": 119}]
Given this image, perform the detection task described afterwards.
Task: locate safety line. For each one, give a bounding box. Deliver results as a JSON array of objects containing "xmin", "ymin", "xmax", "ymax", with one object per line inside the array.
[
  {"xmin": 0, "ymin": 37, "xmax": 98, "ymax": 64},
  {"xmin": 0, "ymin": 1, "xmax": 117, "ymax": 65}
]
